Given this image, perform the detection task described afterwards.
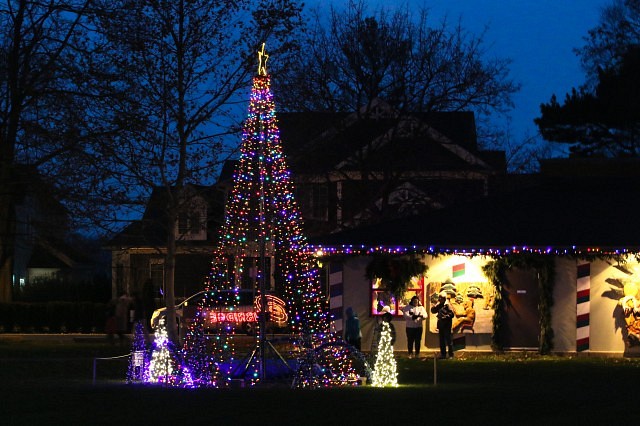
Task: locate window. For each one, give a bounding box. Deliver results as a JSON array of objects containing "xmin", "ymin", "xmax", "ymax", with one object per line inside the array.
[
  {"xmin": 150, "ymin": 259, "xmax": 164, "ymax": 300},
  {"xmin": 370, "ymin": 275, "xmax": 424, "ymax": 316},
  {"xmin": 178, "ymin": 214, "xmax": 189, "ymax": 234},
  {"xmin": 189, "ymin": 212, "xmax": 203, "ymax": 233},
  {"xmin": 176, "ymin": 200, "xmax": 207, "ymax": 240},
  {"xmin": 297, "ymin": 183, "xmax": 328, "ymax": 220},
  {"xmin": 178, "ymin": 212, "xmax": 203, "ymax": 234}
]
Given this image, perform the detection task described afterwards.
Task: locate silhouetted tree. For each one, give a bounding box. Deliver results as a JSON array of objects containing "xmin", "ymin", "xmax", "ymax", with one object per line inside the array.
[
  {"xmin": 0, "ymin": 1, "xmax": 115, "ymax": 302},
  {"xmin": 535, "ymin": 0, "xmax": 640, "ymax": 157},
  {"xmin": 270, "ymin": 1, "xmax": 519, "ymax": 226},
  {"xmin": 90, "ymin": 0, "xmax": 302, "ymax": 341},
  {"xmin": 576, "ymin": 0, "xmax": 640, "ymax": 88},
  {"xmin": 274, "ymin": 1, "xmax": 517, "ymax": 118}
]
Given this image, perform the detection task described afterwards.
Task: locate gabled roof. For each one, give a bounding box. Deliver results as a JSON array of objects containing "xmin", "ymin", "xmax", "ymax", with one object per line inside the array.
[
  {"xmin": 309, "ymin": 175, "xmax": 640, "ymax": 252},
  {"xmin": 218, "ymin": 107, "xmax": 504, "ymax": 184},
  {"xmin": 277, "ymin": 103, "xmax": 504, "ymax": 175}
]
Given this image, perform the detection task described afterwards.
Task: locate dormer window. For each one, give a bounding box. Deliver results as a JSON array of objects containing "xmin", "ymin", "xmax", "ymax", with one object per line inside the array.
[
  {"xmin": 178, "ymin": 212, "xmax": 202, "ymax": 232},
  {"xmin": 176, "ymin": 197, "xmax": 207, "ymax": 240},
  {"xmin": 297, "ymin": 183, "xmax": 328, "ymax": 221}
]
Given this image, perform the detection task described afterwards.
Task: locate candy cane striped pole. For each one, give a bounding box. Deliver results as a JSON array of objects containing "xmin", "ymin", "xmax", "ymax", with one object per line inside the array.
[
  {"xmin": 329, "ymin": 262, "xmax": 344, "ymax": 334},
  {"xmin": 576, "ymin": 262, "xmax": 590, "ymax": 352}
]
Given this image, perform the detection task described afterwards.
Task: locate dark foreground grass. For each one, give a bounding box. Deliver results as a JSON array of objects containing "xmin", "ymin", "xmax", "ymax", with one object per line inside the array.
[{"xmin": 1, "ymin": 338, "xmax": 639, "ymax": 425}]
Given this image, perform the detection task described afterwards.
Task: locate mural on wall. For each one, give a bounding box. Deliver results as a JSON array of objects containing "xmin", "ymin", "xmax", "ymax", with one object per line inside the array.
[
  {"xmin": 605, "ymin": 262, "xmax": 640, "ymax": 347},
  {"xmin": 426, "ymin": 261, "xmax": 495, "ymax": 334}
]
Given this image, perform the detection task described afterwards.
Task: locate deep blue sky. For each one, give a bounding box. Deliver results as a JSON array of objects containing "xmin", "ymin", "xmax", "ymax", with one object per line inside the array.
[{"xmin": 305, "ymin": 0, "xmax": 611, "ymax": 154}]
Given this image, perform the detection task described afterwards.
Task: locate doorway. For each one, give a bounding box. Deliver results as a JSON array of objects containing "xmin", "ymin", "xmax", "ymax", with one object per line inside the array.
[{"xmin": 500, "ymin": 268, "xmax": 540, "ymax": 349}]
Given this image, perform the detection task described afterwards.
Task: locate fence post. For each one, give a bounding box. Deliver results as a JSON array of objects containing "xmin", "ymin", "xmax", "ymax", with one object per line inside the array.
[{"xmin": 433, "ymin": 352, "xmax": 438, "ymax": 385}]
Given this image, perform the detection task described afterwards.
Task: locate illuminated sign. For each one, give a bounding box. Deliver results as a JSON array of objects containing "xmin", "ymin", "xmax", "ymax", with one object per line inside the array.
[
  {"xmin": 204, "ymin": 294, "xmax": 287, "ymax": 326},
  {"xmin": 255, "ymin": 294, "xmax": 288, "ymax": 326},
  {"xmin": 207, "ymin": 311, "xmax": 258, "ymax": 323}
]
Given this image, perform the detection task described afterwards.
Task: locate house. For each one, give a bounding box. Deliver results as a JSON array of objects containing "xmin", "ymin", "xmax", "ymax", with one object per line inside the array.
[
  {"xmin": 219, "ymin": 102, "xmax": 508, "ymax": 237},
  {"xmin": 279, "ymin": 102, "xmax": 507, "ymax": 236},
  {"xmin": 104, "ymin": 184, "xmax": 226, "ymax": 303},
  {"xmin": 310, "ymin": 158, "xmax": 640, "ymax": 356},
  {"xmin": 106, "ymin": 105, "xmax": 509, "ymax": 321}
]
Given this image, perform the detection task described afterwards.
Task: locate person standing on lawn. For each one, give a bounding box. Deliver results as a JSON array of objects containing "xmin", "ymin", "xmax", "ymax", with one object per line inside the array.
[
  {"xmin": 115, "ymin": 292, "xmax": 131, "ymax": 345},
  {"xmin": 401, "ymin": 295, "xmax": 427, "ymax": 358},
  {"xmin": 431, "ymin": 291, "xmax": 455, "ymax": 359},
  {"xmin": 344, "ymin": 307, "xmax": 362, "ymax": 350}
]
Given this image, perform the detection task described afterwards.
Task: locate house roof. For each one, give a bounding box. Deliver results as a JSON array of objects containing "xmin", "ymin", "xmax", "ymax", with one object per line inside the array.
[
  {"xmin": 308, "ymin": 175, "xmax": 640, "ymax": 253},
  {"xmin": 277, "ymin": 107, "xmax": 504, "ymax": 175},
  {"xmin": 218, "ymin": 108, "xmax": 504, "ymax": 190},
  {"xmin": 106, "ymin": 184, "xmax": 225, "ymax": 248}
]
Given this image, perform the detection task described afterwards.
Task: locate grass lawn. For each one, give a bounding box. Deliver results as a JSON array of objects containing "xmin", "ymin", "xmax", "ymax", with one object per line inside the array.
[{"xmin": 1, "ymin": 337, "xmax": 639, "ymax": 425}]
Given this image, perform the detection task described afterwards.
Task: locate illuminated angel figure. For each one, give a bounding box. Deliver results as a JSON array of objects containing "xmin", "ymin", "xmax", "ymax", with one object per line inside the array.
[
  {"xmin": 607, "ymin": 264, "xmax": 640, "ymax": 347},
  {"xmin": 620, "ymin": 281, "xmax": 640, "ymax": 346}
]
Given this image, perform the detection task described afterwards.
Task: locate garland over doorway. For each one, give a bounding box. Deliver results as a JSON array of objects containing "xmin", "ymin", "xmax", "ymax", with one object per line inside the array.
[{"xmin": 483, "ymin": 254, "xmax": 555, "ymax": 354}]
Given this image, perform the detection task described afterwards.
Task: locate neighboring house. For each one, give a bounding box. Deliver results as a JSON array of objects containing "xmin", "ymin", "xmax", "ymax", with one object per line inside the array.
[
  {"xmin": 311, "ymin": 158, "xmax": 640, "ymax": 356},
  {"xmin": 104, "ymin": 184, "xmax": 226, "ymax": 303},
  {"xmin": 12, "ymin": 167, "xmax": 95, "ymax": 293},
  {"xmin": 283, "ymin": 102, "xmax": 507, "ymax": 236},
  {"xmin": 21, "ymin": 237, "xmax": 96, "ymax": 284}
]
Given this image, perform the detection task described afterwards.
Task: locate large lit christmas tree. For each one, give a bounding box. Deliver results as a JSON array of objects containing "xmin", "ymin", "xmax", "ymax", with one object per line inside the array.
[
  {"xmin": 212, "ymin": 43, "xmax": 326, "ymax": 334},
  {"xmin": 183, "ymin": 43, "xmax": 328, "ymax": 385}
]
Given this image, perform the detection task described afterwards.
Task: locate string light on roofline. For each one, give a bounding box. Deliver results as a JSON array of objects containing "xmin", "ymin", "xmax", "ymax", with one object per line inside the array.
[{"xmin": 305, "ymin": 244, "xmax": 635, "ymax": 258}]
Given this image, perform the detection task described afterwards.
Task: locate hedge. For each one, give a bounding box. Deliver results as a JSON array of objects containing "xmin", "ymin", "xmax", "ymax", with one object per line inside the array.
[{"xmin": 0, "ymin": 302, "xmax": 108, "ymax": 333}]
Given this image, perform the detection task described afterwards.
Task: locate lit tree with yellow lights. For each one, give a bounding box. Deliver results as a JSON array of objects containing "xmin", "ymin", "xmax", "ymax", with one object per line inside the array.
[
  {"xmin": 371, "ymin": 321, "xmax": 398, "ymax": 387},
  {"xmin": 147, "ymin": 319, "xmax": 193, "ymax": 387}
]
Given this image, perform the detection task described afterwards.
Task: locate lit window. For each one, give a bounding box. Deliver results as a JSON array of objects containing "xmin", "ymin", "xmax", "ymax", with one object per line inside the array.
[{"xmin": 370, "ymin": 276, "xmax": 424, "ymax": 317}]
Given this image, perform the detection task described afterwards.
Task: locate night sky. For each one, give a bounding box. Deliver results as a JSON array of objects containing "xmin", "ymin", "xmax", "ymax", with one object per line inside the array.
[{"xmin": 306, "ymin": 0, "xmax": 611, "ymax": 154}]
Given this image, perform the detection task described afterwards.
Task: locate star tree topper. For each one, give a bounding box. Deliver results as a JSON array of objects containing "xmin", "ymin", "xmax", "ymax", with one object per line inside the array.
[{"xmin": 257, "ymin": 42, "xmax": 269, "ymax": 76}]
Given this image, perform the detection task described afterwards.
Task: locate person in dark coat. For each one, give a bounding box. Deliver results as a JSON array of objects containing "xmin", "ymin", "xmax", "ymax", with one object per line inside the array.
[
  {"xmin": 115, "ymin": 292, "xmax": 131, "ymax": 345},
  {"xmin": 431, "ymin": 291, "xmax": 455, "ymax": 359},
  {"xmin": 344, "ymin": 307, "xmax": 362, "ymax": 350}
]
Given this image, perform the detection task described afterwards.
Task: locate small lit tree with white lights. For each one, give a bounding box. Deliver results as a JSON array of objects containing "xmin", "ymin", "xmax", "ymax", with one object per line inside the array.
[
  {"xmin": 147, "ymin": 319, "xmax": 193, "ymax": 386},
  {"xmin": 371, "ymin": 321, "xmax": 398, "ymax": 387}
]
